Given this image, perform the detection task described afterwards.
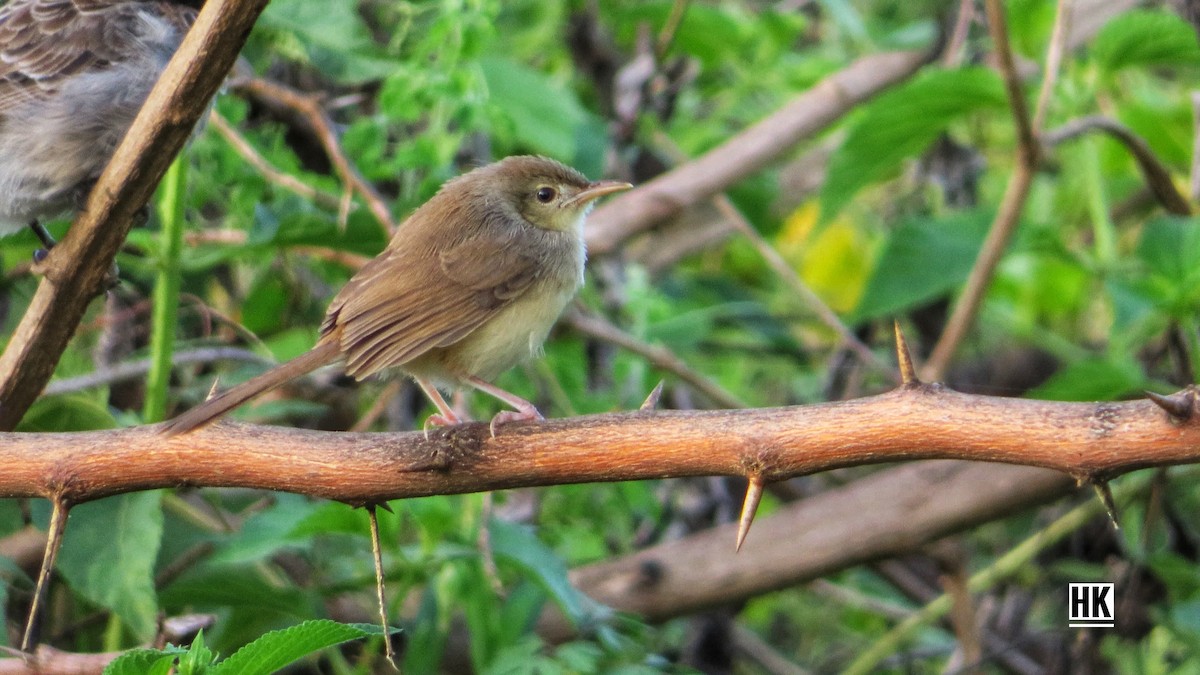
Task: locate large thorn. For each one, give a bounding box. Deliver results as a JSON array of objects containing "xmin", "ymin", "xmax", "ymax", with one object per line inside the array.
[
  {"xmin": 22, "ymin": 498, "xmax": 70, "ymax": 652},
  {"xmin": 893, "ymin": 321, "xmax": 920, "ymax": 386},
  {"xmin": 640, "ymin": 381, "xmax": 665, "ymax": 411},
  {"xmin": 366, "ymin": 505, "xmax": 397, "ymax": 669},
  {"xmin": 1092, "ymin": 481, "xmax": 1120, "ymax": 530},
  {"xmin": 1146, "ymin": 389, "xmax": 1194, "ymax": 423},
  {"xmin": 735, "ymin": 476, "xmax": 765, "ymax": 553}
]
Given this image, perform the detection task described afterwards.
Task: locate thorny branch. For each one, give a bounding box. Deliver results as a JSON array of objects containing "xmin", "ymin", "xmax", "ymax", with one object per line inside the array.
[{"xmin": 1, "ymin": 383, "xmax": 1197, "ymax": 505}]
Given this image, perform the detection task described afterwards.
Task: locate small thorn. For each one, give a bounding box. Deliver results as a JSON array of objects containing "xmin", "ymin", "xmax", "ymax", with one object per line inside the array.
[
  {"xmin": 893, "ymin": 321, "xmax": 919, "ymax": 386},
  {"xmin": 1092, "ymin": 481, "xmax": 1120, "ymax": 530},
  {"xmin": 205, "ymin": 378, "xmax": 221, "ymax": 402},
  {"xmin": 640, "ymin": 381, "xmax": 665, "ymax": 411},
  {"xmin": 1146, "ymin": 389, "xmax": 1194, "ymax": 422},
  {"xmin": 366, "ymin": 505, "xmax": 397, "ymax": 669},
  {"xmin": 23, "ymin": 499, "xmax": 70, "ymax": 652},
  {"xmin": 735, "ymin": 476, "xmax": 765, "ymax": 553}
]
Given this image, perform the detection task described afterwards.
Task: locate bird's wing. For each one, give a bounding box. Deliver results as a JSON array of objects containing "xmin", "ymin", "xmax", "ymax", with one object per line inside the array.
[
  {"xmin": 0, "ymin": 0, "xmax": 195, "ymax": 114},
  {"xmin": 324, "ymin": 232, "xmax": 542, "ymax": 379}
]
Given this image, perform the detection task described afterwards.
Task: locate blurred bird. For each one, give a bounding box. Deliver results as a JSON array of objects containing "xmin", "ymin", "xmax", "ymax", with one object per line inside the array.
[{"xmin": 0, "ymin": 0, "xmax": 197, "ymax": 248}]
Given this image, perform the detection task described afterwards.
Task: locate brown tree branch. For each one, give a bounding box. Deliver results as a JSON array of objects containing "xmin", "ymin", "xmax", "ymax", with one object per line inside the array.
[
  {"xmin": 551, "ymin": 461, "xmax": 1073, "ymax": 631},
  {"xmin": 231, "ymin": 77, "xmax": 398, "ymax": 234},
  {"xmin": 0, "ymin": 0, "xmax": 272, "ymax": 431},
  {"xmin": 1, "ymin": 385, "xmax": 1196, "ymax": 505},
  {"xmin": 565, "ymin": 311, "xmax": 749, "ymax": 409},
  {"xmin": 922, "ymin": 0, "xmax": 1039, "ymax": 382},
  {"xmin": 209, "ymin": 111, "xmax": 344, "ymax": 211},
  {"xmin": 585, "ymin": 49, "xmax": 931, "ymax": 256},
  {"xmin": 1044, "ymin": 115, "xmax": 1193, "ymax": 216}
]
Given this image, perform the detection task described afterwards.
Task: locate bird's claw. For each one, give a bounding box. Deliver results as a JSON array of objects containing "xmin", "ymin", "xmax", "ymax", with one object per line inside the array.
[
  {"xmin": 488, "ymin": 409, "xmax": 543, "ymax": 437},
  {"xmin": 422, "ymin": 412, "xmax": 462, "ymax": 440}
]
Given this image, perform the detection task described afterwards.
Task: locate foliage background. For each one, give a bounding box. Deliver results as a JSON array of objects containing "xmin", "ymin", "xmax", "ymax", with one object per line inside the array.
[{"xmin": 4, "ymin": 0, "xmax": 1200, "ymax": 672}]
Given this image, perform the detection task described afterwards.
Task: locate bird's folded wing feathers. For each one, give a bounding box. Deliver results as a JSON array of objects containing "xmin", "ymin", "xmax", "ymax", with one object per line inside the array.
[
  {"xmin": 0, "ymin": 0, "xmax": 195, "ymax": 114},
  {"xmin": 325, "ymin": 234, "xmax": 542, "ymax": 379}
]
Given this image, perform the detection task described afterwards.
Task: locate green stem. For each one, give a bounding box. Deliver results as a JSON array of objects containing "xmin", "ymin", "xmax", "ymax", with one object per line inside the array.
[
  {"xmin": 843, "ymin": 471, "xmax": 1154, "ymax": 675},
  {"xmin": 143, "ymin": 157, "xmax": 187, "ymax": 423}
]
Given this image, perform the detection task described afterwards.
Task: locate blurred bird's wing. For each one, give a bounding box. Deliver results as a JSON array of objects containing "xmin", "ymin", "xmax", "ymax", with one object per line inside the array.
[
  {"xmin": 0, "ymin": 0, "xmax": 196, "ymax": 114},
  {"xmin": 323, "ymin": 230, "xmax": 543, "ymax": 379}
]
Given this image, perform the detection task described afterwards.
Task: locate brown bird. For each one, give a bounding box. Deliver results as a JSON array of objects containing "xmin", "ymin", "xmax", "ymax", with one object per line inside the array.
[
  {"xmin": 0, "ymin": 0, "xmax": 198, "ymax": 247},
  {"xmin": 165, "ymin": 155, "xmax": 631, "ymax": 435}
]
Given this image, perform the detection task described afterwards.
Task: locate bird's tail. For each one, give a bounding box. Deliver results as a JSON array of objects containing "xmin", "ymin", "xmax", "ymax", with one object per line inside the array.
[{"xmin": 162, "ymin": 340, "xmax": 342, "ymax": 436}]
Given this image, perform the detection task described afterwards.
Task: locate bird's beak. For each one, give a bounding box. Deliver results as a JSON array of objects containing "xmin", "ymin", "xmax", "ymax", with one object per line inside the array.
[{"xmin": 565, "ymin": 180, "xmax": 633, "ymax": 207}]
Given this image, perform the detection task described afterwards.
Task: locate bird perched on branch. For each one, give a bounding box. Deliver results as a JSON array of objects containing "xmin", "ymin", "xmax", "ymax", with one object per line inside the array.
[
  {"xmin": 165, "ymin": 155, "xmax": 632, "ymax": 435},
  {"xmin": 0, "ymin": 0, "xmax": 198, "ymax": 249}
]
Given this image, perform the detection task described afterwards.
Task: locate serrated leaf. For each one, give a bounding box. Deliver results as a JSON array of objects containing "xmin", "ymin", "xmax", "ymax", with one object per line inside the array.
[
  {"xmin": 1093, "ymin": 10, "xmax": 1200, "ymax": 72},
  {"xmin": 821, "ymin": 68, "xmax": 1007, "ymax": 221},
  {"xmin": 211, "ymin": 620, "xmax": 389, "ymax": 675},
  {"xmin": 851, "ymin": 210, "xmax": 992, "ymax": 322},
  {"xmin": 56, "ymin": 493, "xmax": 163, "ymax": 640},
  {"xmin": 490, "ymin": 520, "xmax": 597, "ymax": 628},
  {"xmin": 102, "ymin": 648, "xmax": 185, "ymax": 675}
]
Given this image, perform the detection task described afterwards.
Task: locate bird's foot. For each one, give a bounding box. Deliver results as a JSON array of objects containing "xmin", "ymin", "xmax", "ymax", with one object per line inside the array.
[
  {"xmin": 488, "ymin": 406, "xmax": 543, "ymax": 438},
  {"xmin": 422, "ymin": 410, "xmax": 463, "ymax": 440}
]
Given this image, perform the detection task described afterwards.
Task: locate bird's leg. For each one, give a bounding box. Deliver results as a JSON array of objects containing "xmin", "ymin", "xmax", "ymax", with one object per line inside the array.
[
  {"xmin": 415, "ymin": 377, "xmax": 463, "ymax": 435},
  {"xmin": 464, "ymin": 376, "xmax": 543, "ymax": 436},
  {"xmin": 28, "ymin": 220, "xmax": 56, "ymax": 263}
]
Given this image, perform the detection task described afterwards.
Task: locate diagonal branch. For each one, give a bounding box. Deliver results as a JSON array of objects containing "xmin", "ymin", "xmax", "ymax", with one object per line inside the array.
[
  {"xmin": 0, "ymin": 0, "xmax": 272, "ymax": 431},
  {"xmin": 921, "ymin": 0, "xmax": 1041, "ymax": 381},
  {"xmin": 585, "ymin": 49, "xmax": 931, "ymax": 256}
]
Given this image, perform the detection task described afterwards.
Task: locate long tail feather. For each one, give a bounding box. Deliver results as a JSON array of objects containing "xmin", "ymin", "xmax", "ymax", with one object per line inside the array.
[{"xmin": 162, "ymin": 340, "xmax": 341, "ymax": 435}]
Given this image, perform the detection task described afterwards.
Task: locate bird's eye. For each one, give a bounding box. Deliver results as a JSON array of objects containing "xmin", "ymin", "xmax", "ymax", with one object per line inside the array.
[{"xmin": 535, "ymin": 187, "xmax": 557, "ymax": 203}]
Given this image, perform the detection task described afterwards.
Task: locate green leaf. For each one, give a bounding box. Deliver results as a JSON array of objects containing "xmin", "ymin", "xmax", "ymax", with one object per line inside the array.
[
  {"xmin": 177, "ymin": 631, "xmax": 216, "ymax": 675},
  {"xmin": 481, "ymin": 57, "xmax": 597, "ymax": 161},
  {"xmin": 16, "ymin": 395, "xmax": 117, "ymax": 432},
  {"xmin": 821, "ymin": 68, "xmax": 1007, "ymax": 221},
  {"xmin": 55, "ymin": 493, "xmax": 164, "ymax": 640},
  {"xmin": 1093, "ymin": 10, "xmax": 1200, "ymax": 72},
  {"xmin": 1137, "ymin": 216, "xmax": 1200, "ymax": 283},
  {"xmin": 851, "ymin": 210, "xmax": 992, "ymax": 322},
  {"xmin": 211, "ymin": 620, "xmax": 390, "ymax": 675},
  {"xmin": 1026, "ymin": 357, "xmax": 1145, "ymax": 401},
  {"xmin": 258, "ymin": 0, "xmax": 397, "ymax": 83},
  {"xmin": 209, "ymin": 493, "xmax": 323, "ymax": 565},
  {"xmin": 102, "ymin": 648, "xmax": 185, "ymax": 675},
  {"xmin": 489, "ymin": 520, "xmax": 598, "ymax": 628}
]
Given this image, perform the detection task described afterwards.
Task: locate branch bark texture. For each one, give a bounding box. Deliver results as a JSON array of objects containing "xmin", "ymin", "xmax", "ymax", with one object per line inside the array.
[{"xmin": 0, "ymin": 385, "xmax": 1195, "ymax": 505}]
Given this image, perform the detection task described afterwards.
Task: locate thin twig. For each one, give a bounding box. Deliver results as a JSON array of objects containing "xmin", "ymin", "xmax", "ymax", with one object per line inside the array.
[
  {"xmin": 43, "ymin": 347, "xmax": 269, "ymax": 396},
  {"xmin": 922, "ymin": 0, "xmax": 1039, "ymax": 381},
  {"xmin": 1044, "ymin": 115, "xmax": 1191, "ymax": 215},
  {"xmin": 566, "ymin": 311, "xmax": 748, "ymax": 409},
  {"xmin": 232, "ymin": 78, "xmax": 398, "ymax": 234},
  {"xmin": 940, "ymin": 0, "xmax": 976, "ymax": 67},
  {"xmin": 712, "ymin": 195, "xmax": 895, "ymax": 380},
  {"xmin": 1032, "ymin": 0, "xmax": 1073, "ymax": 132},
  {"xmin": 209, "ymin": 111, "xmax": 343, "ymax": 211}
]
